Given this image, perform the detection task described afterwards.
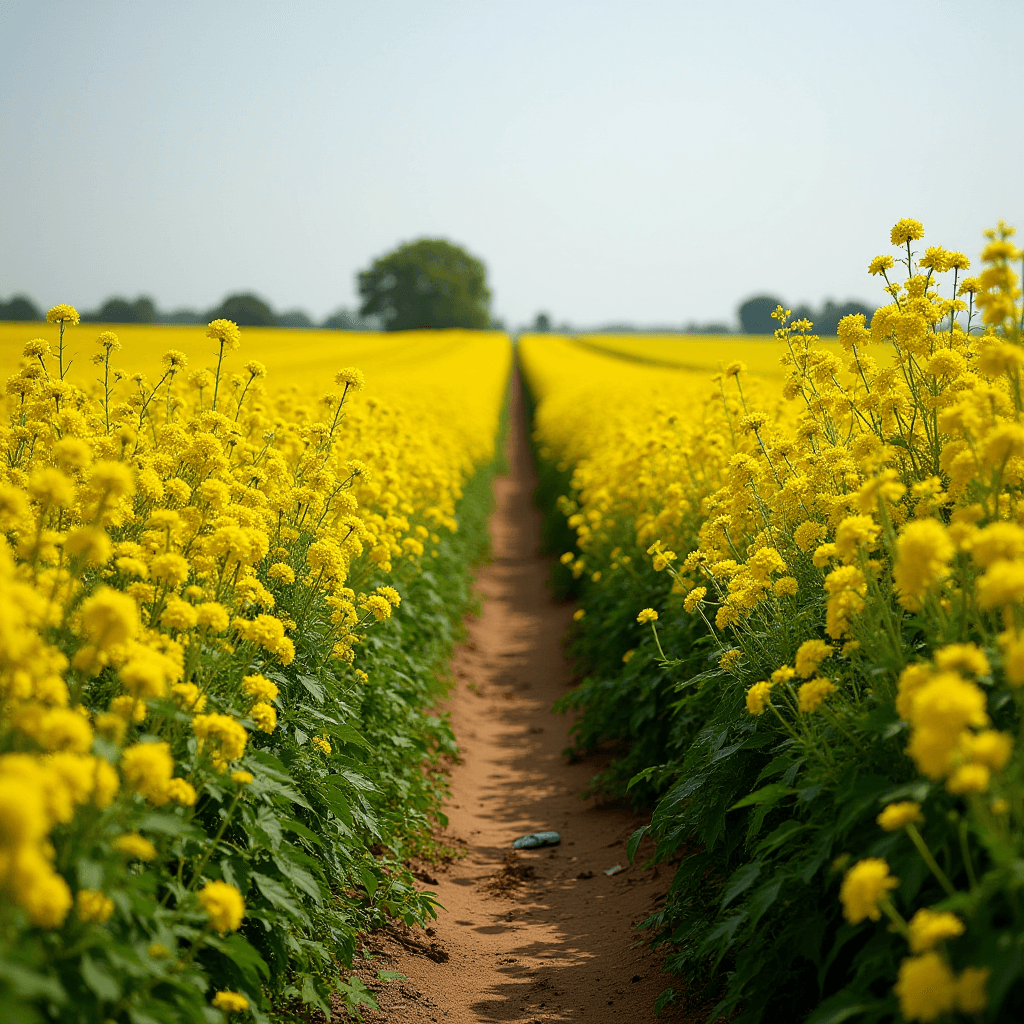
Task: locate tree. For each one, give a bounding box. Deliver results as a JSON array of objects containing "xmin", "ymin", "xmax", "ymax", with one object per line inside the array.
[
  {"xmin": 0, "ymin": 295, "xmax": 41, "ymax": 320},
  {"xmin": 738, "ymin": 294, "xmax": 784, "ymax": 334},
  {"xmin": 322, "ymin": 308, "xmax": 382, "ymax": 331},
  {"xmin": 532, "ymin": 312, "xmax": 552, "ymax": 332},
  {"xmin": 207, "ymin": 293, "xmax": 277, "ymax": 327},
  {"xmin": 84, "ymin": 295, "xmax": 157, "ymax": 323},
  {"xmin": 357, "ymin": 238, "xmax": 491, "ymax": 331},
  {"xmin": 276, "ymin": 309, "xmax": 315, "ymax": 329},
  {"xmin": 810, "ymin": 299, "xmax": 874, "ymax": 337}
]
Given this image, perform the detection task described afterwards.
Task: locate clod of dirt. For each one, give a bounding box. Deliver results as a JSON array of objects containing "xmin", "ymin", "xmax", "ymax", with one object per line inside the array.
[
  {"xmin": 485, "ymin": 850, "xmax": 536, "ymax": 897},
  {"xmin": 576, "ymin": 870, "xmax": 594, "ymax": 880}
]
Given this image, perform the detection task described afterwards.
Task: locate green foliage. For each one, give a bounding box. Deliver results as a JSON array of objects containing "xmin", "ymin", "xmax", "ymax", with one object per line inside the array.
[
  {"xmin": 0, "ymin": 456, "xmax": 498, "ymax": 1023},
  {"xmin": 82, "ymin": 296, "xmax": 157, "ymax": 324},
  {"xmin": 738, "ymin": 295, "xmax": 784, "ymax": 334},
  {"xmin": 0, "ymin": 295, "xmax": 42, "ymax": 321},
  {"xmin": 207, "ymin": 293, "xmax": 277, "ymax": 327},
  {"xmin": 357, "ymin": 239, "xmax": 491, "ymax": 331}
]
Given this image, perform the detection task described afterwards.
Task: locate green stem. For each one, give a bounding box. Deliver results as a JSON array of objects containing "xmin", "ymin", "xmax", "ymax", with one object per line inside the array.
[{"xmin": 905, "ymin": 822, "xmax": 958, "ymax": 897}]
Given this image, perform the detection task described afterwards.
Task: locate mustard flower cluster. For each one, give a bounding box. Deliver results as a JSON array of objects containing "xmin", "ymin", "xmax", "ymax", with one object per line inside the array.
[
  {"xmin": 522, "ymin": 221, "xmax": 1024, "ymax": 1020},
  {"xmin": 0, "ymin": 316, "xmax": 510, "ymax": 1019}
]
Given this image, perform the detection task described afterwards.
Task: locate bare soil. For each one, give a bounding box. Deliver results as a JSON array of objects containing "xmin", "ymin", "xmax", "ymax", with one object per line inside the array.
[{"xmin": 347, "ymin": 371, "xmax": 691, "ymax": 1023}]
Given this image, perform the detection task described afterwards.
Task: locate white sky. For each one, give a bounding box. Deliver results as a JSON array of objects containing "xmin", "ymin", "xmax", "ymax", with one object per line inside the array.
[{"xmin": 2, "ymin": 0, "xmax": 1021, "ymax": 327}]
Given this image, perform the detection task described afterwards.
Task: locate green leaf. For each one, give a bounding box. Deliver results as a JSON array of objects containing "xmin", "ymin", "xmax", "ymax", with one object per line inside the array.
[
  {"xmin": 135, "ymin": 811, "xmax": 195, "ymax": 836},
  {"xmin": 0, "ymin": 960, "xmax": 66, "ymax": 1003},
  {"xmin": 721, "ymin": 862, "xmax": 761, "ymax": 908},
  {"xmin": 360, "ymin": 865, "xmax": 379, "ymax": 898},
  {"xmin": 330, "ymin": 770, "xmax": 379, "ymax": 793},
  {"xmin": 756, "ymin": 820, "xmax": 808, "ymax": 855},
  {"xmin": 626, "ymin": 766, "xmax": 658, "ymax": 791},
  {"xmin": 338, "ymin": 975, "xmax": 379, "ymax": 1012},
  {"xmin": 252, "ymin": 872, "xmax": 302, "ymax": 917},
  {"xmin": 333, "ymin": 723, "xmax": 370, "ymax": 748},
  {"xmin": 281, "ymin": 818, "xmax": 324, "ymax": 847},
  {"xmin": 729, "ymin": 782, "xmax": 798, "ymax": 811},
  {"xmin": 299, "ymin": 674, "xmax": 326, "ymax": 702},
  {"xmin": 81, "ymin": 954, "xmax": 121, "ymax": 1002},
  {"xmin": 378, "ymin": 970, "xmax": 408, "ymax": 981},
  {"xmin": 221, "ymin": 934, "xmax": 271, "ymax": 984},
  {"xmin": 273, "ymin": 854, "xmax": 325, "ymax": 904},
  {"xmin": 626, "ymin": 825, "xmax": 648, "ymax": 863}
]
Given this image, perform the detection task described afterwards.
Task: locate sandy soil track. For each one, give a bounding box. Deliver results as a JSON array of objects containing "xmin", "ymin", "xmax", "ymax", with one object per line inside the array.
[{"xmin": 355, "ymin": 369, "xmax": 674, "ymax": 1023}]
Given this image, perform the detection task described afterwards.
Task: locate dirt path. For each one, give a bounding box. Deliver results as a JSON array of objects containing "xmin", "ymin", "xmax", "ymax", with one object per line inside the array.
[{"xmin": 359, "ymin": 369, "xmax": 672, "ymax": 1023}]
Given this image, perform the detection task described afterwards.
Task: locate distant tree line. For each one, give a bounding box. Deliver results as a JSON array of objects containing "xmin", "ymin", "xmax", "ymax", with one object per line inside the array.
[
  {"xmin": 0, "ymin": 292, "xmax": 383, "ymax": 331},
  {"xmin": 1, "ymin": 237, "xmax": 497, "ymax": 333},
  {"xmin": 737, "ymin": 294, "xmax": 874, "ymax": 336}
]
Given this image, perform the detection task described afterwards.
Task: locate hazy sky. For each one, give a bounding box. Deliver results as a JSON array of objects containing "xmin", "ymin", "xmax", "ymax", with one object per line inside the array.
[{"xmin": 2, "ymin": 0, "xmax": 1021, "ymax": 328}]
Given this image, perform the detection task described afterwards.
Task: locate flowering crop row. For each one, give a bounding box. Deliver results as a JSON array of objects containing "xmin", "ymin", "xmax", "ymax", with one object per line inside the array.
[
  {"xmin": 520, "ymin": 221, "xmax": 1024, "ymax": 1022},
  {"xmin": 0, "ymin": 315, "xmax": 510, "ymax": 1022}
]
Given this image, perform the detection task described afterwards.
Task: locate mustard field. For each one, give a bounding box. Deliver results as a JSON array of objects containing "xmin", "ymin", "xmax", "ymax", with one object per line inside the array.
[
  {"xmin": 522, "ymin": 220, "xmax": 1024, "ymax": 1023},
  {"xmin": 0, "ymin": 313, "xmax": 510, "ymax": 1021},
  {"xmin": 559, "ymin": 330, "xmax": 879, "ymax": 377}
]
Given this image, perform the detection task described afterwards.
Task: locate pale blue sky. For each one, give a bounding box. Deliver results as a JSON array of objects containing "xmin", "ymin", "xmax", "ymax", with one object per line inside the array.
[{"xmin": 2, "ymin": 0, "xmax": 1021, "ymax": 327}]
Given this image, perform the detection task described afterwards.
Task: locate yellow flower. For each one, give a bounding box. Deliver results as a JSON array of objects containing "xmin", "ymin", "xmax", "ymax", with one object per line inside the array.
[
  {"xmin": 162, "ymin": 349, "xmax": 188, "ymax": 371},
  {"xmin": 637, "ymin": 608, "xmax": 658, "ymax": 624},
  {"xmin": 80, "ymin": 587, "xmax": 140, "ymax": 651},
  {"xmin": 719, "ymin": 649, "xmax": 742, "ymax": 672},
  {"xmin": 876, "ymin": 801, "xmax": 923, "ymax": 832},
  {"xmin": 334, "ymin": 367, "xmax": 366, "ymax": 390},
  {"xmin": 977, "ymin": 558, "xmax": 1024, "ymax": 610},
  {"xmin": 231, "ymin": 771, "xmax": 254, "ymax": 786},
  {"xmin": 572, "ymin": 608, "xmax": 585, "ymax": 621},
  {"xmin": 120, "ymin": 742, "xmax": 174, "ymax": 804},
  {"xmin": 907, "ymin": 908, "xmax": 965, "ymax": 953},
  {"xmin": 250, "ymin": 702, "xmax": 277, "ymax": 734},
  {"xmin": 212, "ymin": 991, "xmax": 250, "ymax": 1013},
  {"xmin": 745, "ymin": 681, "xmax": 773, "ymax": 716},
  {"xmin": 833, "ymin": 515, "xmax": 878, "ymax": 563},
  {"xmin": 193, "ymin": 713, "xmax": 248, "ymax": 771},
  {"xmin": 196, "ymin": 602, "xmax": 230, "ymax": 632},
  {"xmin": 794, "ymin": 639, "xmax": 834, "ymax": 679},
  {"xmin": 312, "ymin": 736, "xmax": 331, "ymax": 755},
  {"xmin": 933, "ymin": 643, "xmax": 989, "ymax": 678},
  {"xmin": 165, "ymin": 778, "xmax": 197, "ymax": 806},
  {"xmin": 773, "ymin": 576, "xmax": 798, "ymax": 597},
  {"xmin": 206, "ymin": 319, "xmax": 241, "ymax": 349},
  {"xmin": 955, "ymin": 966, "xmax": 990, "ymax": 1014},
  {"xmin": 14, "ymin": 853, "xmax": 73, "ymax": 928},
  {"xmin": 868, "ymin": 254, "xmax": 894, "ymax": 275},
  {"xmin": 76, "ymin": 889, "xmax": 115, "ymax": 924},
  {"xmin": 198, "ymin": 880, "xmax": 245, "ymax": 933},
  {"xmin": 29, "ymin": 467, "xmax": 75, "ymax": 509},
  {"xmin": 242, "ymin": 674, "xmax": 279, "ymax": 703},
  {"xmin": 363, "ymin": 594, "xmax": 392, "ymax": 621},
  {"xmin": 268, "ymin": 562, "xmax": 295, "ymax": 584},
  {"xmin": 839, "ymin": 858, "xmax": 898, "ymax": 924},
  {"xmin": 46, "ymin": 303, "xmax": 80, "ymax": 325},
  {"xmin": 973, "ymin": 524, "xmax": 1024, "ymax": 571},
  {"xmin": 892, "ymin": 519, "xmax": 953, "ymax": 611},
  {"xmin": 946, "ymin": 763, "xmax": 990, "ymax": 795},
  {"xmin": 964, "ymin": 729, "xmax": 1013, "ymax": 771},
  {"xmin": 793, "ymin": 521, "xmax": 825, "ymax": 552},
  {"xmin": 894, "ymin": 952, "xmax": 956, "ymax": 1022},
  {"xmin": 890, "ymin": 218, "xmax": 925, "ymax": 246},
  {"xmin": 797, "ymin": 677, "xmax": 835, "ymax": 713},
  {"xmin": 112, "ymin": 832, "xmax": 158, "ymax": 861}
]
